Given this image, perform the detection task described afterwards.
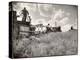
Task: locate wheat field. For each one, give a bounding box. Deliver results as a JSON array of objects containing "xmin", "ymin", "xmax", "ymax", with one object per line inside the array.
[{"xmin": 13, "ymin": 30, "xmax": 78, "ymax": 58}]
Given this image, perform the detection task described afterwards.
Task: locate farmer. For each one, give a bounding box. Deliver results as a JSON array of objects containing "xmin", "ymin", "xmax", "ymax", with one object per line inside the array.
[{"xmin": 21, "ymin": 7, "xmax": 29, "ymax": 22}]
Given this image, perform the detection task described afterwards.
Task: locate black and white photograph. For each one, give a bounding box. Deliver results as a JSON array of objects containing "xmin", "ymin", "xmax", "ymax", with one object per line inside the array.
[{"xmin": 9, "ymin": 1, "xmax": 78, "ymax": 58}]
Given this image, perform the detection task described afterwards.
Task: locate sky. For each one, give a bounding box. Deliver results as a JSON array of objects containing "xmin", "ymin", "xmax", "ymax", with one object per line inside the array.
[{"xmin": 12, "ymin": 2, "xmax": 78, "ymax": 29}]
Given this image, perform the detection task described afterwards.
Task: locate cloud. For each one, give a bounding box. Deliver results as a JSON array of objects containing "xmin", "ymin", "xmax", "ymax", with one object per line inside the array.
[
  {"xmin": 31, "ymin": 19, "xmax": 47, "ymax": 25},
  {"xmin": 38, "ymin": 4, "xmax": 54, "ymax": 17},
  {"xmin": 61, "ymin": 24, "xmax": 71, "ymax": 32},
  {"xmin": 12, "ymin": 2, "xmax": 78, "ymax": 29},
  {"xmin": 58, "ymin": 17, "xmax": 69, "ymax": 26},
  {"xmin": 13, "ymin": 3, "xmax": 37, "ymax": 15},
  {"xmin": 52, "ymin": 9, "xmax": 64, "ymax": 20}
]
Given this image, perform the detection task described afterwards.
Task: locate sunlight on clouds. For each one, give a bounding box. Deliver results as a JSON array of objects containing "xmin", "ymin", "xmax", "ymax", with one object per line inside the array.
[
  {"xmin": 13, "ymin": 3, "xmax": 78, "ymax": 31},
  {"xmin": 52, "ymin": 9, "xmax": 64, "ymax": 20},
  {"xmin": 38, "ymin": 4, "xmax": 54, "ymax": 17},
  {"xmin": 61, "ymin": 24, "xmax": 71, "ymax": 32},
  {"xmin": 59, "ymin": 17, "xmax": 69, "ymax": 26},
  {"xmin": 31, "ymin": 19, "xmax": 48, "ymax": 26}
]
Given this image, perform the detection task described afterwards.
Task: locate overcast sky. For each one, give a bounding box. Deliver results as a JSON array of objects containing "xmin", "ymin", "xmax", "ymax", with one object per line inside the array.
[{"xmin": 12, "ymin": 2, "xmax": 78, "ymax": 29}]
